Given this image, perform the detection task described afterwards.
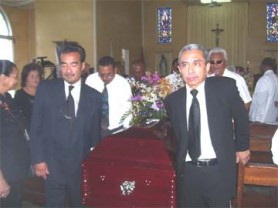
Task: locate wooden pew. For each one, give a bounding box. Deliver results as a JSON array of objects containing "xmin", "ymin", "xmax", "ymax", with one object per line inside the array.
[{"xmin": 236, "ymin": 123, "xmax": 278, "ymax": 208}]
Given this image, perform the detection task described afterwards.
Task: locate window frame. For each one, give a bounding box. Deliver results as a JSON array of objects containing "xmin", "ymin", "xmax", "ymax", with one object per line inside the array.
[{"xmin": 0, "ymin": 6, "xmax": 14, "ymax": 61}]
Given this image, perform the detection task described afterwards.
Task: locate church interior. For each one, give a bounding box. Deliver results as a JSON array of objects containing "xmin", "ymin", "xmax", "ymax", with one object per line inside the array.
[
  {"xmin": 1, "ymin": 0, "xmax": 277, "ymax": 83},
  {"xmin": 0, "ymin": 0, "xmax": 277, "ymax": 207}
]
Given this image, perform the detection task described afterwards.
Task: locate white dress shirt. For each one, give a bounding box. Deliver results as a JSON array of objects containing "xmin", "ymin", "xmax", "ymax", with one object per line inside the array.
[
  {"xmin": 185, "ymin": 81, "xmax": 216, "ymax": 161},
  {"xmin": 271, "ymin": 129, "xmax": 278, "ymax": 165},
  {"xmin": 249, "ymin": 70, "xmax": 278, "ymax": 124},
  {"xmin": 85, "ymin": 73, "xmax": 132, "ymax": 130},
  {"xmin": 223, "ymin": 69, "xmax": 252, "ymax": 104}
]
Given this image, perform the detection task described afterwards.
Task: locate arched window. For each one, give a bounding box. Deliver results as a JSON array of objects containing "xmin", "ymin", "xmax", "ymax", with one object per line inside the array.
[{"xmin": 0, "ymin": 7, "xmax": 14, "ymax": 61}]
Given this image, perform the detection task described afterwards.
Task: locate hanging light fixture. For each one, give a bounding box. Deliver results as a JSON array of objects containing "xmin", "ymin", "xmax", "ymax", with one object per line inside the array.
[{"xmin": 201, "ymin": 0, "xmax": 231, "ymax": 3}]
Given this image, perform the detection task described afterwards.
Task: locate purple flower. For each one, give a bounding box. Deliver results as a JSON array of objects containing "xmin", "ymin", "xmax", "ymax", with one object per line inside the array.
[
  {"xmin": 151, "ymin": 73, "xmax": 161, "ymax": 84},
  {"xmin": 156, "ymin": 100, "xmax": 164, "ymax": 109},
  {"xmin": 131, "ymin": 95, "xmax": 142, "ymax": 101}
]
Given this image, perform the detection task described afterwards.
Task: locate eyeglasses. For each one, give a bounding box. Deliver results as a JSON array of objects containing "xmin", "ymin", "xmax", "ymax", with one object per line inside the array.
[
  {"xmin": 210, "ymin": 60, "xmax": 223, "ymax": 65},
  {"xmin": 98, "ymin": 73, "xmax": 114, "ymax": 79}
]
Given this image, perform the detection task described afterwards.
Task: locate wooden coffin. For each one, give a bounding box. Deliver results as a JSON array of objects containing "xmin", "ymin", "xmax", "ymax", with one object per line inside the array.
[{"xmin": 81, "ymin": 127, "xmax": 176, "ymax": 207}]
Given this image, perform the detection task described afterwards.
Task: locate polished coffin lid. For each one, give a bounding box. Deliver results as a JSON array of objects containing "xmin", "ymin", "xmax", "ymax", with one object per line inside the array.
[
  {"xmin": 82, "ymin": 126, "xmax": 176, "ymax": 207},
  {"xmin": 84, "ymin": 127, "xmax": 174, "ymax": 169}
]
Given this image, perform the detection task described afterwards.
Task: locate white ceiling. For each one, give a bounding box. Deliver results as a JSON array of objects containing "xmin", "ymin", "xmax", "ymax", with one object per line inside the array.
[{"xmin": 0, "ymin": 0, "xmax": 274, "ymax": 9}]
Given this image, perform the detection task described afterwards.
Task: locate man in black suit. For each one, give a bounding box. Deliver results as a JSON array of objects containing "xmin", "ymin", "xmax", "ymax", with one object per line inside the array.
[
  {"xmin": 165, "ymin": 43, "xmax": 250, "ymax": 207},
  {"xmin": 29, "ymin": 41, "xmax": 102, "ymax": 207}
]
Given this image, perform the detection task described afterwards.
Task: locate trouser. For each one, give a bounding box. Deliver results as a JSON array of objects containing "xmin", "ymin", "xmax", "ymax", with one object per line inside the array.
[
  {"xmin": 45, "ymin": 172, "xmax": 82, "ymax": 207},
  {"xmin": 178, "ymin": 162, "xmax": 231, "ymax": 207}
]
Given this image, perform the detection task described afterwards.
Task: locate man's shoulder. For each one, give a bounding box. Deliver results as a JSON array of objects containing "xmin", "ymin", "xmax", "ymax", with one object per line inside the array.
[
  {"xmin": 113, "ymin": 74, "xmax": 131, "ymax": 87},
  {"xmin": 85, "ymin": 73, "xmax": 103, "ymax": 89},
  {"xmin": 224, "ymin": 69, "xmax": 244, "ymax": 80},
  {"xmin": 165, "ymin": 86, "xmax": 185, "ymax": 101},
  {"xmin": 86, "ymin": 72, "xmax": 99, "ymax": 82},
  {"xmin": 15, "ymin": 88, "xmax": 25, "ymax": 97},
  {"xmin": 206, "ymin": 77, "xmax": 239, "ymax": 96},
  {"xmin": 38, "ymin": 78, "xmax": 63, "ymax": 89},
  {"xmin": 264, "ymin": 70, "xmax": 278, "ymax": 80},
  {"xmin": 82, "ymin": 83, "xmax": 101, "ymax": 96},
  {"xmin": 256, "ymin": 73, "xmax": 270, "ymax": 84},
  {"xmin": 207, "ymin": 76, "xmax": 236, "ymax": 86},
  {"xmin": 115, "ymin": 74, "xmax": 130, "ymax": 83}
]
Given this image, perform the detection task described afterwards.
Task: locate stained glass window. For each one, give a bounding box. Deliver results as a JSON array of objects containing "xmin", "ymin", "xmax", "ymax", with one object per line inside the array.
[
  {"xmin": 0, "ymin": 7, "xmax": 14, "ymax": 61},
  {"xmin": 157, "ymin": 7, "xmax": 172, "ymax": 44},
  {"xmin": 267, "ymin": 3, "xmax": 278, "ymax": 42}
]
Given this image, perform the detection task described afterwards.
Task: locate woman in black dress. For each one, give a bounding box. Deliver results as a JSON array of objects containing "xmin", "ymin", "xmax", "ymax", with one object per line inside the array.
[
  {"xmin": 0, "ymin": 60, "xmax": 30, "ymax": 207},
  {"xmin": 14, "ymin": 63, "xmax": 42, "ymax": 129}
]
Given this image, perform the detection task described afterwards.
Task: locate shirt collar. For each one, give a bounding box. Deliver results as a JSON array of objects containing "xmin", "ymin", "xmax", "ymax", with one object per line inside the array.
[
  {"xmin": 64, "ymin": 79, "xmax": 81, "ymax": 88},
  {"xmin": 186, "ymin": 81, "xmax": 205, "ymax": 94}
]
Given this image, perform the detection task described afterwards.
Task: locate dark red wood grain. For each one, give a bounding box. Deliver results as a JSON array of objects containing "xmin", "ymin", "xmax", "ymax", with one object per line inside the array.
[{"xmin": 82, "ymin": 127, "xmax": 176, "ymax": 207}]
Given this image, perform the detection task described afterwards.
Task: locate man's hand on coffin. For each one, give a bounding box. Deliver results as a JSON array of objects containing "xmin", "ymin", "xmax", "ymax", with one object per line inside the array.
[{"xmin": 236, "ymin": 150, "xmax": 250, "ymax": 165}]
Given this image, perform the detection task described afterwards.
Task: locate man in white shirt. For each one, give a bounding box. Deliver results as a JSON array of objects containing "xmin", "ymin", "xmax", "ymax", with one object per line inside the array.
[
  {"xmin": 272, "ymin": 129, "xmax": 278, "ymax": 165},
  {"xmin": 85, "ymin": 56, "xmax": 132, "ymax": 138},
  {"xmin": 208, "ymin": 47, "xmax": 252, "ymax": 111},
  {"xmin": 249, "ymin": 57, "xmax": 278, "ymax": 124}
]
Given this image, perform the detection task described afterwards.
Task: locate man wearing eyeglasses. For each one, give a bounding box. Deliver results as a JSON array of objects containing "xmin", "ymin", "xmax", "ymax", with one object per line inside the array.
[
  {"xmin": 85, "ymin": 56, "xmax": 132, "ymax": 138},
  {"xmin": 208, "ymin": 47, "xmax": 252, "ymax": 111}
]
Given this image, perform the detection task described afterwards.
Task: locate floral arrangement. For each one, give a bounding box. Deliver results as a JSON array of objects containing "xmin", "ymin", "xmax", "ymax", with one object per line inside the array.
[
  {"xmin": 122, "ymin": 72, "xmax": 183, "ymax": 127},
  {"xmin": 243, "ymin": 68, "xmax": 254, "ymax": 95}
]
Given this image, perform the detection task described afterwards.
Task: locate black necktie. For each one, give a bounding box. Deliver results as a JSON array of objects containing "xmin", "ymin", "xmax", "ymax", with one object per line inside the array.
[
  {"xmin": 188, "ymin": 89, "xmax": 201, "ymax": 161},
  {"xmin": 66, "ymin": 85, "xmax": 75, "ymax": 118},
  {"xmin": 101, "ymin": 85, "xmax": 109, "ymax": 130}
]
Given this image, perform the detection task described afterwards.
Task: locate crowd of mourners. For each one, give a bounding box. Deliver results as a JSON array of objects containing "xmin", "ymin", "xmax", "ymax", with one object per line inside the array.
[{"xmin": 0, "ymin": 41, "xmax": 277, "ymax": 207}]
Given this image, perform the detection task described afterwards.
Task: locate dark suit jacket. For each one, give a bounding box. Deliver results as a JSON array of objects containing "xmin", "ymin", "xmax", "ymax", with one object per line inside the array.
[
  {"xmin": 30, "ymin": 79, "xmax": 102, "ymax": 180},
  {"xmin": 0, "ymin": 93, "xmax": 30, "ymax": 181},
  {"xmin": 165, "ymin": 76, "xmax": 249, "ymax": 197}
]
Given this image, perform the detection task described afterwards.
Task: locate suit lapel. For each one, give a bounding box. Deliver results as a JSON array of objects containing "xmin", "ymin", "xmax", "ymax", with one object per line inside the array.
[
  {"xmin": 56, "ymin": 79, "xmax": 67, "ymax": 109},
  {"xmin": 176, "ymin": 87, "xmax": 188, "ymax": 174},
  {"xmin": 205, "ymin": 80, "xmax": 217, "ymax": 143},
  {"xmin": 76, "ymin": 83, "xmax": 88, "ymax": 124},
  {"xmin": 179, "ymin": 87, "xmax": 187, "ymax": 133}
]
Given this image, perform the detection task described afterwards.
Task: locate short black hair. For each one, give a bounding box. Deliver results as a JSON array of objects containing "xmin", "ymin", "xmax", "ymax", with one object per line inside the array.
[
  {"xmin": 21, "ymin": 63, "xmax": 43, "ymax": 87},
  {"xmin": 172, "ymin": 58, "xmax": 178, "ymax": 66},
  {"xmin": 179, "ymin": 44, "xmax": 209, "ymax": 63},
  {"xmin": 0, "ymin": 60, "xmax": 16, "ymax": 76},
  {"xmin": 98, "ymin": 56, "xmax": 115, "ymax": 68},
  {"xmin": 261, "ymin": 57, "xmax": 276, "ymax": 68},
  {"xmin": 56, "ymin": 40, "xmax": 86, "ymax": 63}
]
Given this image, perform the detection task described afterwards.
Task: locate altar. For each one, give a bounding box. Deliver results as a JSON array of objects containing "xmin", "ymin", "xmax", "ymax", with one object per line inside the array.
[{"xmin": 81, "ymin": 126, "xmax": 176, "ymax": 207}]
